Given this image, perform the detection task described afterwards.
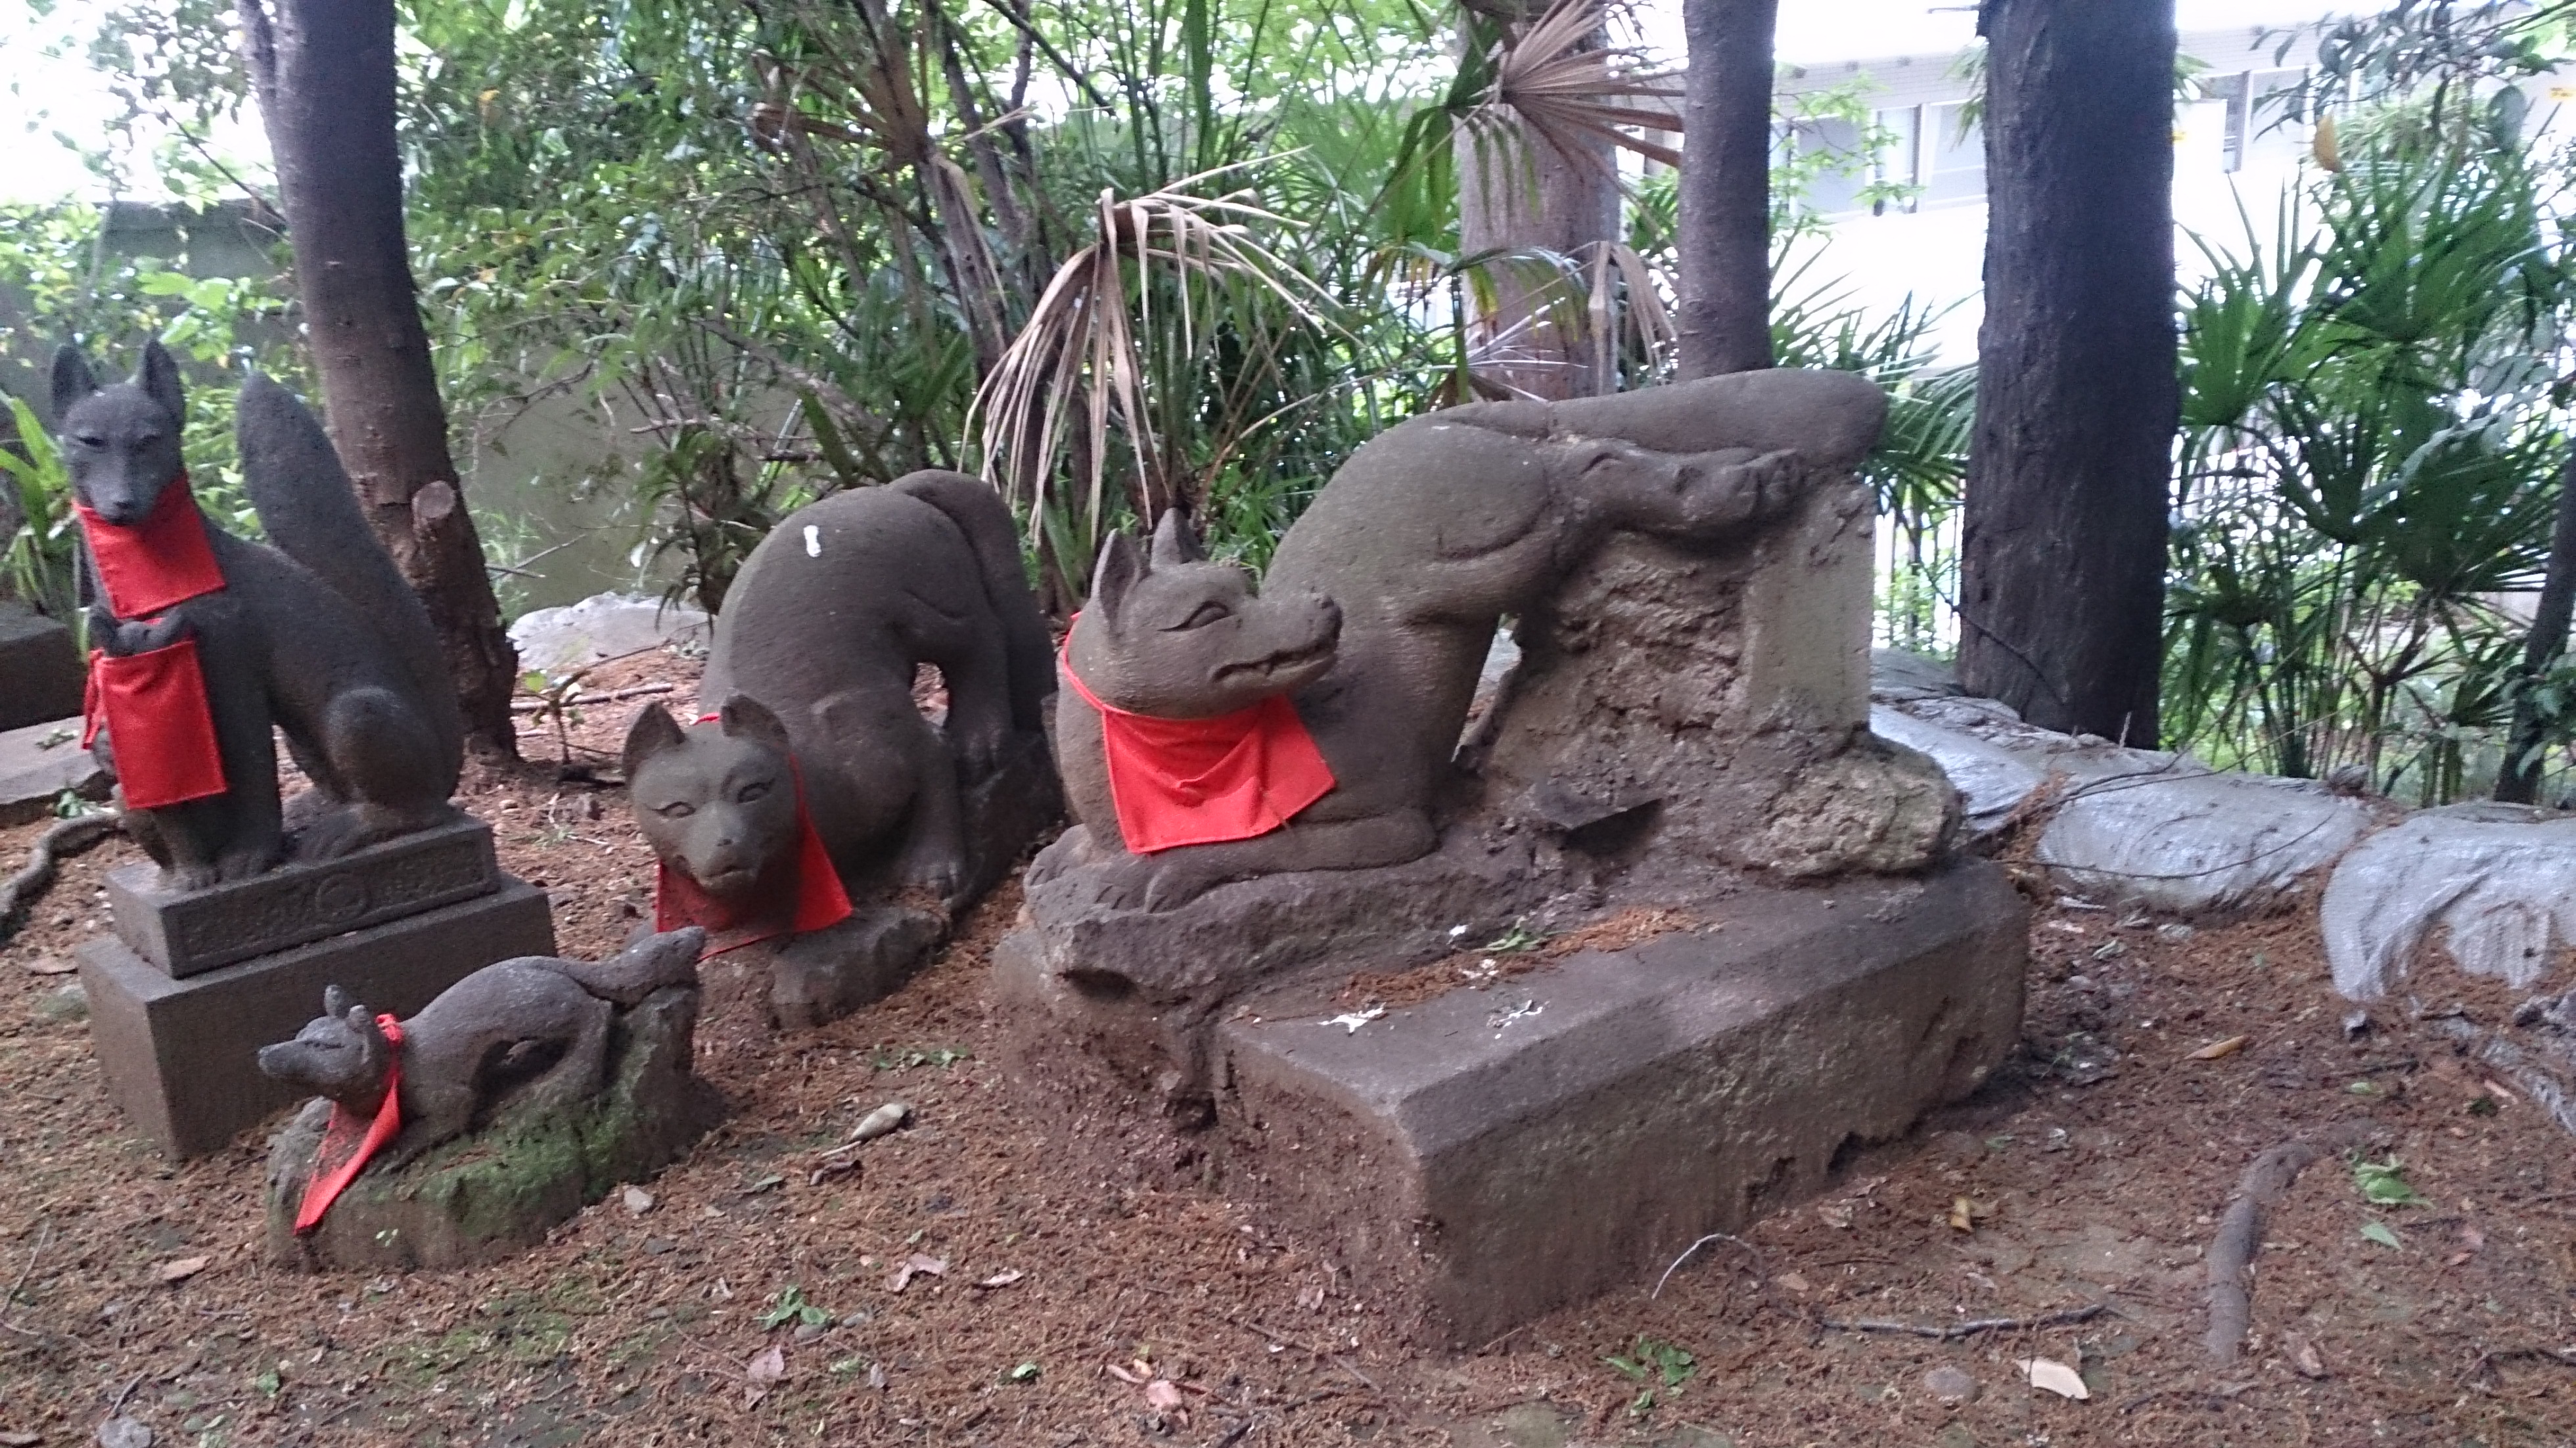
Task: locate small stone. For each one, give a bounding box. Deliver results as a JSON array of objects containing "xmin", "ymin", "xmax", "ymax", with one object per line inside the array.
[
  {"xmin": 793, "ymin": 1322, "xmax": 827, "ymax": 1344},
  {"xmin": 1923, "ymin": 1365, "xmax": 1979, "ymax": 1405},
  {"xmin": 96, "ymin": 1417, "xmax": 152, "ymax": 1448},
  {"xmin": 34, "ymin": 982, "xmax": 87, "ymax": 1022},
  {"xmin": 641, "ymin": 1237, "xmax": 675, "ymax": 1256},
  {"xmin": 20, "ymin": 955, "xmax": 76, "ymax": 976},
  {"xmin": 622, "ymin": 1185, "xmax": 656, "ymax": 1215}
]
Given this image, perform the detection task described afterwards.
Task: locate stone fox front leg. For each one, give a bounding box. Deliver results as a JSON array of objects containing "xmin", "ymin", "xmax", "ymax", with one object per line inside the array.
[
  {"xmin": 1546, "ymin": 438, "xmax": 1810, "ymax": 541},
  {"xmin": 1090, "ymin": 809, "xmax": 1439, "ymax": 913},
  {"xmin": 91, "ymin": 600, "xmax": 284, "ymax": 887}
]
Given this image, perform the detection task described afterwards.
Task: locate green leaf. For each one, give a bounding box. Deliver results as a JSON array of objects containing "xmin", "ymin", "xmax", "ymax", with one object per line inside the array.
[
  {"xmin": 1005, "ymin": 1362, "xmax": 1041, "ymax": 1384},
  {"xmin": 2353, "ymin": 1156, "xmax": 2427, "ymax": 1207},
  {"xmin": 2360, "ymin": 1220, "xmax": 2403, "ymax": 1250}
]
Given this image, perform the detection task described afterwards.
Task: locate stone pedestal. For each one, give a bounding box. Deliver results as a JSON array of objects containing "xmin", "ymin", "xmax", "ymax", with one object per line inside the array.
[
  {"xmin": 265, "ymin": 984, "xmax": 720, "ymax": 1270},
  {"xmin": 0, "ymin": 717, "xmax": 109, "ymax": 825},
  {"xmin": 1000, "ymin": 863, "xmax": 2025, "ymax": 1344},
  {"xmin": 81, "ymin": 879, "xmax": 556, "ymax": 1160},
  {"xmin": 107, "ymin": 817, "xmax": 502, "ymax": 976},
  {"xmin": 0, "ymin": 601, "xmax": 86, "ymax": 733}
]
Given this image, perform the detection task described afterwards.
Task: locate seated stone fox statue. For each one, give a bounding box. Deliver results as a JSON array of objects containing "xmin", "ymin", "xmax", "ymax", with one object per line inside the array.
[
  {"xmin": 53, "ymin": 342, "xmax": 461, "ymax": 888},
  {"xmin": 627, "ymin": 469, "xmax": 1053, "ymax": 932},
  {"xmin": 1042, "ymin": 367, "xmax": 1887, "ymax": 911}
]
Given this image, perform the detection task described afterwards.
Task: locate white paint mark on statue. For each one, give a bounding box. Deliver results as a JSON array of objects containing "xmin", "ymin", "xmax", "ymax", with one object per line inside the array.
[{"xmin": 804, "ymin": 525, "xmax": 821, "ymax": 558}]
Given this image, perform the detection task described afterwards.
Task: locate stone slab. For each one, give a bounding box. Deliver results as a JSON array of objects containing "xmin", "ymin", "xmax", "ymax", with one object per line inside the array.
[
  {"xmin": 108, "ymin": 815, "xmax": 501, "ymax": 977},
  {"xmin": 1210, "ymin": 861, "xmax": 2026, "ymax": 1345},
  {"xmin": 0, "ymin": 601, "xmax": 86, "ymax": 732},
  {"xmin": 79, "ymin": 878, "xmax": 556, "ymax": 1160},
  {"xmin": 2322, "ymin": 811, "xmax": 2576, "ymax": 1000},
  {"xmin": 0, "ymin": 716, "xmax": 108, "ymax": 826},
  {"xmin": 509, "ymin": 592, "xmax": 710, "ymax": 674}
]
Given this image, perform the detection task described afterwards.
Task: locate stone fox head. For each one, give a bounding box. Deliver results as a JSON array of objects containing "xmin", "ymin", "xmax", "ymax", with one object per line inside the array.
[
  {"xmin": 51, "ymin": 339, "xmax": 189, "ymax": 527},
  {"xmin": 1067, "ymin": 510, "xmax": 1342, "ymax": 719},
  {"xmin": 257, "ymin": 984, "xmax": 395, "ymax": 1112},
  {"xmin": 624, "ymin": 694, "xmax": 800, "ymax": 903}
]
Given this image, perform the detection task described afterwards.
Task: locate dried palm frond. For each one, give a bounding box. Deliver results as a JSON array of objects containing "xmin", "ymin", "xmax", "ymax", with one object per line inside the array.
[
  {"xmin": 969, "ymin": 168, "xmax": 1338, "ymax": 549},
  {"xmin": 1464, "ymin": 0, "xmax": 1684, "ymax": 173}
]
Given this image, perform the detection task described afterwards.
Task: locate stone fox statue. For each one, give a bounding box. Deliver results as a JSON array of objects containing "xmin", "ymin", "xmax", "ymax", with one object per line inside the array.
[
  {"xmin": 655, "ymin": 469, "xmax": 1055, "ymax": 909},
  {"xmin": 256, "ymin": 928, "xmax": 704, "ymax": 1174},
  {"xmin": 52, "ymin": 341, "xmax": 461, "ymax": 887},
  {"xmin": 1042, "ymin": 367, "xmax": 1889, "ymax": 911}
]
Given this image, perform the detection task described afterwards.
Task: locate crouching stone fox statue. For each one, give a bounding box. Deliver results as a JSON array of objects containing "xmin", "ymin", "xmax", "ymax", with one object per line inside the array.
[
  {"xmin": 625, "ymin": 469, "xmax": 1059, "ymax": 1027},
  {"xmin": 53, "ymin": 341, "xmax": 461, "ymax": 887}
]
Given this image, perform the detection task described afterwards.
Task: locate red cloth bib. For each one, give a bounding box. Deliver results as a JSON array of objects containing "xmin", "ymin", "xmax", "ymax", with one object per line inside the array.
[
  {"xmin": 653, "ymin": 748, "xmax": 855, "ymax": 957},
  {"xmin": 1059, "ymin": 638, "xmax": 1336, "ymax": 854},
  {"xmin": 81, "ymin": 639, "xmax": 229, "ymax": 809},
  {"xmin": 293, "ymin": 1014, "xmax": 407, "ymax": 1235},
  {"xmin": 77, "ymin": 474, "xmax": 225, "ymax": 618}
]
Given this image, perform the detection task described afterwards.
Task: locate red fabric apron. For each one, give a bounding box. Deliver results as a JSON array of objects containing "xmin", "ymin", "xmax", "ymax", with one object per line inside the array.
[
  {"xmin": 653, "ymin": 727, "xmax": 854, "ymax": 956},
  {"xmin": 1058, "ymin": 636, "xmax": 1335, "ymax": 854},
  {"xmin": 76, "ymin": 476, "xmax": 230, "ymax": 809},
  {"xmin": 292, "ymin": 1014, "xmax": 407, "ymax": 1234}
]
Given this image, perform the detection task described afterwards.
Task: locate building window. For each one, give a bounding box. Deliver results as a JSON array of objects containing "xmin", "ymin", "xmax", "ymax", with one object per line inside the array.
[{"xmin": 1923, "ymin": 101, "xmax": 1984, "ymax": 204}]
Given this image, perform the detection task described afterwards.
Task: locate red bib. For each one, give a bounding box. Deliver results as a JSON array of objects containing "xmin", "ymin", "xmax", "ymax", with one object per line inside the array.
[
  {"xmin": 653, "ymin": 748, "xmax": 854, "ymax": 957},
  {"xmin": 77, "ymin": 474, "xmax": 229, "ymax": 809},
  {"xmin": 77, "ymin": 475, "xmax": 225, "ymax": 617},
  {"xmin": 293, "ymin": 1014, "xmax": 406, "ymax": 1235},
  {"xmin": 1060, "ymin": 639, "xmax": 1336, "ymax": 855}
]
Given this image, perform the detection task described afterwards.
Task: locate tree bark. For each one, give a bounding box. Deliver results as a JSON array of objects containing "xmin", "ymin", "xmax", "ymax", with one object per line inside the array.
[
  {"xmin": 238, "ymin": 0, "xmax": 520, "ymax": 757},
  {"xmin": 1675, "ymin": 0, "xmax": 1777, "ymax": 378},
  {"xmin": 1456, "ymin": 13, "xmax": 1622, "ymax": 401},
  {"xmin": 2496, "ymin": 443, "xmax": 2576, "ymax": 802},
  {"xmin": 1958, "ymin": 0, "xmax": 2178, "ymax": 744}
]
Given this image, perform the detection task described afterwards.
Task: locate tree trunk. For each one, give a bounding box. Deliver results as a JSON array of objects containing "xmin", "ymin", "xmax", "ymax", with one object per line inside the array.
[
  {"xmin": 1958, "ymin": 0, "xmax": 2178, "ymax": 744},
  {"xmin": 2496, "ymin": 443, "xmax": 2576, "ymax": 803},
  {"xmin": 1456, "ymin": 14, "xmax": 1622, "ymax": 401},
  {"xmin": 1676, "ymin": 0, "xmax": 1777, "ymax": 378},
  {"xmin": 238, "ymin": 0, "xmax": 520, "ymax": 758}
]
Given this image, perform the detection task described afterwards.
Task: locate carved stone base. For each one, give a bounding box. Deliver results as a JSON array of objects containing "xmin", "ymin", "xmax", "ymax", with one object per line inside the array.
[
  {"xmin": 108, "ymin": 817, "xmax": 502, "ymax": 976},
  {"xmin": 80, "ymin": 878, "xmax": 555, "ymax": 1160},
  {"xmin": 265, "ymin": 985, "xmax": 720, "ymax": 1271},
  {"xmin": 1001, "ymin": 863, "xmax": 2025, "ymax": 1344}
]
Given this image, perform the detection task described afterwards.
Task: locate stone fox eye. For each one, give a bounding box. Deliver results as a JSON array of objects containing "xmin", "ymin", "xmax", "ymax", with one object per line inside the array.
[
  {"xmin": 655, "ymin": 801, "xmax": 696, "ymax": 819},
  {"xmin": 1178, "ymin": 601, "xmax": 1230, "ymax": 629},
  {"xmin": 75, "ymin": 433, "xmax": 104, "ymax": 448},
  {"xmin": 737, "ymin": 780, "xmax": 773, "ymax": 803}
]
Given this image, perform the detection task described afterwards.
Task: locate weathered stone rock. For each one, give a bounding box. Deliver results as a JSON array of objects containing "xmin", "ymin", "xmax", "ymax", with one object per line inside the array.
[
  {"xmin": 2037, "ymin": 769, "xmax": 2374, "ymax": 918},
  {"xmin": 0, "ymin": 716, "xmax": 110, "ymax": 825},
  {"xmin": 106, "ymin": 815, "xmax": 500, "ymax": 976},
  {"xmin": 79, "ymin": 878, "xmax": 555, "ymax": 1159},
  {"xmin": 0, "ymin": 600, "xmax": 85, "ymax": 731},
  {"xmin": 1868, "ymin": 704, "xmax": 2046, "ymax": 841},
  {"xmin": 2322, "ymin": 810, "xmax": 2576, "ymax": 1000},
  {"xmin": 1869, "ymin": 646, "xmax": 1964, "ymax": 703},
  {"xmin": 509, "ymin": 591, "xmax": 710, "ymax": 673},
  {"xmin": 1210, "ymin": 863, "xmax": 2025, "ymax": 1345},
  {"xmin": 266, "ymin": 984, "xmax": 720, "ymax": 1270}
]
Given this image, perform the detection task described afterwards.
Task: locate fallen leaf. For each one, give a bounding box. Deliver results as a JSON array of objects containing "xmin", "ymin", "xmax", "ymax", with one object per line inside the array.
[
  {"xmin": 1948, "ymin": 1196, "xmax": 1976, "ymax": 1232},
  {"xmin": 865, "ymin": 1362, "xmax": 888, "ymax": 1391},
  {"xmin": 1816, "ymin": 1200, "xmax": 1854, "ymax": 1229},
  {"xmin": 2286, "ymin": 1333, "xmax": 2327, "ymax": 1379},
  {"xmin": 621, "ymin": 1186, "xmax": 655, "ymax": 1215},
  {"xmin": 2361, "ymin": 1221, "xmax": 2403, "ymax": 1250},
  {"xmin": 155, "ymin": 1256, "xmax": 210, "ymax": 1285},
  {"xmin": 885, "ymin": 1254, "xmax": 948, "ymax": 1292},
  {"xmin": 747, "ymin": 1346, "xmax": 786, "ymax": 1384},
  {"xmin": 2462, "ymin": 1223, "xmax": 2487, "ymax": 1252},
  {"xmin": 1145, "ymin": 1379, "xmax": 1185, "ymax": 1411},
  {"xmin": 2186, "ymin": 1034, "xmax": 2251, "ymax": 1061},
  {"xmin": 20, "ymin": 956, "xmax": 76, "ymax": 976},
  {"xmin": 2480, "ymin": 1079, "xmax": 2518, "ymax": 1104},
  {"xmin": 974, "ymin": 1269, "xmax": 1024, "ymax": 1290},
  {"xmin": 96, "ymin": 1418, "xmax": 152, "ymax": 1448},
  {"xmin": 851, "ymin": 1102, "xmax": 912, "ymax": 1142},
  {"xmin": 1773, "ymin": 1272, "xmax": 1810, "ymax": 1294},
  {"xmin": 2018, "ymin": 1356, "xmax": 2090, "ymax": 1400},
  {"xmin": 0, "ymin": 1430, "xmax": 38, "ymax": 1445}
]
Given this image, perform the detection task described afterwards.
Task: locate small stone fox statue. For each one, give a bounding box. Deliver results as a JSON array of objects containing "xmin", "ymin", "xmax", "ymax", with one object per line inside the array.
[
  {"xmin": 53, "ymin": 341, "xmax": 463, "ymax": 888},
  {"xmin": 256, "ymin": 928, "xmax": 706, "ymax": 1173},
  {"xmin": 1044, "ymin": 368, "xmax": 1886, "ymax": 910}
]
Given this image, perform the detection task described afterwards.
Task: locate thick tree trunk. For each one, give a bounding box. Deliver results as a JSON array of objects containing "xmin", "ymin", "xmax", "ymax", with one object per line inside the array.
[
  {"xmin": 1676, "ymin": 0, "xmax": 1777, "ymax": 378},
  {"xmin": 2496, "ymin": 444, "xmax": 2576, "ymax": 803},
  {"xmin": 1958, "ymin": 0, "xmax": 2178, "ymax": 744},
  {"xmin": 238, "ymin": 0, "xmax": 520, "ymax": 758},
  {"xmin": 1456, "ymin": 15, "xmax": 1622, "ymax": 401}
]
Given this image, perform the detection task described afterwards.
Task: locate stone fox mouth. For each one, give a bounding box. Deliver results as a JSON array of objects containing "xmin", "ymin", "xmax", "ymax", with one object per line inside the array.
[
  {"xmin": 1216, "ymin": 636, "xmax": 1334, "ymax": 685},
  {"xmin": 693, "ymin": 863, "xmax": 762, "ymax": 895}
]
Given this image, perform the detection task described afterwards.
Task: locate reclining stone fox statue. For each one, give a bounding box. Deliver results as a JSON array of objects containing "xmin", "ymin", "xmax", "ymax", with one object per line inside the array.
[
  {"xmin": 52, "ymin": 341, "xmax": 461, "ymax": 888},
  {"xmin": 1036, "ymin": 367, "xmax": 1893, "ymax": 913},
  {"xmin": 624, "ymin": 469, "xmax": 1059, "ymax": 1027}
]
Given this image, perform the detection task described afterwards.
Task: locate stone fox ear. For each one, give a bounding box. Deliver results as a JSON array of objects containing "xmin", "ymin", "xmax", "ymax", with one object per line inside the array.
[
  {"xmin": 1090, "ymin": 530, "xmax": 1147, "ymax": 622},
  {"xmin": 1149, "ymin": 507, "xmax": 1205, "ymax": 567},
  {"xmin": 137, "ymin": 339, "xmax": 186, "ymax": 426},
  {"xmin": 50, "ymin": 345, "xmax": 97, "ymax": 420},
  {"xmin": 622, "ymin": 702, "xmax": 689, "ymax": 778},
  {"xmin": 717, "ymin": 693, "xmax": 794, "ymax": 756},
  {"xmin": 323, "ymin": 983, "xmax": 357, "ymax": 1019}
]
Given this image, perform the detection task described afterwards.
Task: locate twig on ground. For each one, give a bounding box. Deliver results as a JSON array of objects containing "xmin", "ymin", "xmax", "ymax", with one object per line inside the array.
[
  {"xmin": 2463, "ymin": 1344, "xmax": 2576, "ymax": 1386},
  {"xmin": 509, "ymin": 681, "xmax": 676, "ymax": 712},
  {"xmin": 1817, "ymin": 1304, "xmax": 2109, "ymax": 1340},
  {"xmin": 2205, "ymin": 1120, "xmax": 2377, "ymax": 1365},
  {"xmin": 1653, "ymin": 1231, "xmax": 1762, "ymax": 1299},
  {"xmin": 0, "ymin": 1220, "xmax": 50, "ymax": 1338},
  {"xmin": 1209, "ymin": 1312, "xmax": 1379, "ymax": 1392},
  {"xmin": 1204, "ymin": 1417, "xmax": 1253, "ymax": 1448}
]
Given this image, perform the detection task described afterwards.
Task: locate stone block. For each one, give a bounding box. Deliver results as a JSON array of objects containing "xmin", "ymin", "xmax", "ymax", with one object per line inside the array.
[
  {"xmin": 0, "ymin": 716, "xmax": 109, "ymax": 826},
  {"xmin": 508, "ymin": 591, "xmax": 710, "ymax": 674},
  {"xmin": 266, "ymin": 984, "xmax": 722, "ymax": 1270},
  {"xmin": 1209, "ymin": 862, "xmax": 2025, "ymax": 1345},
  {"xmin": 0, "ymin": 601, "xmax": 86, "ymax": 732},
  {"xmin": 80, "ymin": 878, "xmax": 555, "ymax": 1160},
  {"xmin": 108, "ymin": 816, "xmax": 501, "ymax": 977}
]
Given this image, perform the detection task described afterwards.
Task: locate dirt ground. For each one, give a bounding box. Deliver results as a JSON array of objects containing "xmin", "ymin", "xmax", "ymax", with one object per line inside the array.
[{"xmin": 2, "ymin": 647, "xmax": 2573, "ymax": 1447}]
